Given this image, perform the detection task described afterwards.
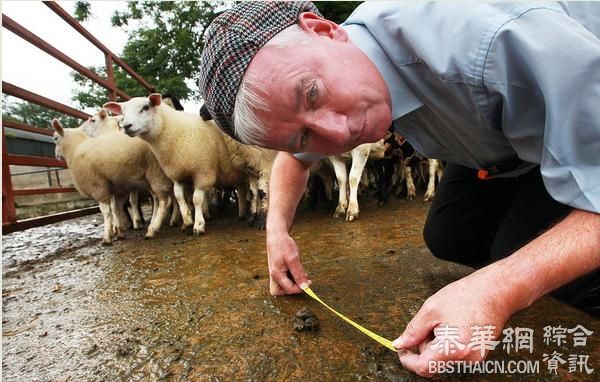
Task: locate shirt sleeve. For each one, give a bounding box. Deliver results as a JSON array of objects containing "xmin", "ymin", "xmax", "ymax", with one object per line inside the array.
[{"xmin": 482, "ymin": 7, "xmax": 600, "ymax": 213}]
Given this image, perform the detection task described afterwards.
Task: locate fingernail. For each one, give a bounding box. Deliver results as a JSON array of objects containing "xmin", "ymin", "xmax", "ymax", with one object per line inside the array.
[
  {"xmin": 300, "ymin": 282, "xmax": 308, "ymax": 290},
  {"xmin": 392, "ymin": 336, "xmax": 404, "ymax": 349}
]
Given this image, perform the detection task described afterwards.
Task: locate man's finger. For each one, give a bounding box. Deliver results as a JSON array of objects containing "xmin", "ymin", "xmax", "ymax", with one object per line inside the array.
[
  {"xmin": 286, "ymin": 255, "xmax": 308, "ymax": 286},
  {"xmin": 392, "ymin": 306, "xmax": 437, "ymax": 349},
  {"xmin": 399, "ymin": 350, "xmax": 435, "ymax": 378},
  {"xmin": 271, "ymin": 272, "xmax": 302, "ymax": 295}
]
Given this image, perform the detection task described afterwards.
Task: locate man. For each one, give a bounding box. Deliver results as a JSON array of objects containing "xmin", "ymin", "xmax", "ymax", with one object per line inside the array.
[{"xmin": 199, "ymin": 2, "xmax": 600, "ymax": 377}]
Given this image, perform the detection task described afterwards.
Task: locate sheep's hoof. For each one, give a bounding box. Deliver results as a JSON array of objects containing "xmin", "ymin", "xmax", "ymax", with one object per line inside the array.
[
  {"xmin": 133, "ymin": 220, "xmax": 144, "ymax": 230},
  {"xmin": 101, "ymin": 239, "xmax": 113, "ymax": 246},
  {"xmin": 407, "ymin": 194, "xmax": 415, "ymax": 201},
  {"xmin": 424, "ymin": 193, "xmax": 435, "ymax": 202},
  {"xmin": 193, "ymin": 228, "xmax": 205, "ymax": 237},
  {"xmin": 346, "ymin": 214, "xmax": 357, "ymax": 222},
  {"xmin": 333, "ymin": 206, "xmax": 346, "ymax": 219},
  {"xmin": 181, "ymin": 223, "xmax": 193, "ymax": 231},
  {"xmin": 247, "ymin": 213, "xmax": 257, "ymax": 226}
]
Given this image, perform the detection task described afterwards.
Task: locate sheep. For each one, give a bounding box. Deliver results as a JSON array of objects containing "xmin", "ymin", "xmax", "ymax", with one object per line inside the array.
[
  {"xmin": 220, "ymin": 133, "xmax": 277, "ymax": 229},
  {"xmin": 52, "ymin": 115, "xmax": 173, "ymax": 244},
  {"xmin": 81, "ymin": 109, "xmax": 184, "ymax": 228},
  {"xmin": 103, "ymin": 93, "xmax": 249, "ymax": 236},
  {"xmin": 199, "ymin": 103, "xmax": 277, "ymax": 230},
  {"xmin": 328, "ymin": 140, "xmax": 388, "ymax": 222}
]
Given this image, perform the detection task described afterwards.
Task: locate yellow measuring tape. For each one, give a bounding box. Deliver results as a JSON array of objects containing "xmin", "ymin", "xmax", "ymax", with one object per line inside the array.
[{"xmin": 302, "ymin": 285, "xmax": 396, "ymax": 352}]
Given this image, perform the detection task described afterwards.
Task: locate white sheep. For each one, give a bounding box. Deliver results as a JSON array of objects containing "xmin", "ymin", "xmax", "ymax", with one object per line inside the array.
[
  {"xmin": 52, "ymin": 115, "xmax": 173, "ymax": 244},
  {"xmin": 103, "ymin": 94, "xmax": 249, "ymax": 236},
  {"xmin": 81, "ymin": 109, "xmax": 184, "ymax": 228},
  {"xmin": 198, "ymin": 104, "xmax": 277, "ymax": 230},
  {"xmin": 328, "ymin": 140, "xmax": 388, "ymax": 222},
  {"xmin": 220, "ymin": 133, "xmax": 277, "ymax": 229}
]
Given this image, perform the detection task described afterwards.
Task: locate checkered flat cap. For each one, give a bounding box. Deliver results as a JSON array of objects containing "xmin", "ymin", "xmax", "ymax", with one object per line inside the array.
[{"xmin": 199, "ymin": 1, "xmax": 321, "ymax": 141}]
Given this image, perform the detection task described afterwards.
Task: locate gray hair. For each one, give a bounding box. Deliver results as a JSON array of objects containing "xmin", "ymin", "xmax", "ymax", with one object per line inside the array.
[{"xmin": 233, "ymin": 24, "xmax": 312, "ymax": 146}]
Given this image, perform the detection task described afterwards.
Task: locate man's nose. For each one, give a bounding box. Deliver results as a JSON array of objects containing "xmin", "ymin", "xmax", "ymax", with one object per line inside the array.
[{"xmin": 309, "ymin": 112, "xmax": 350, "ymax": 146}]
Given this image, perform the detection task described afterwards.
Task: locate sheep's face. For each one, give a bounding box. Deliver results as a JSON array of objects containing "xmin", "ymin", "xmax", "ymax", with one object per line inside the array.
[
  {"xmin": 80, "ymin": 109, "xmax": 111, "ymax": 137},
  {"xmin": 103, "ymin": 94, "xmax": 162, "ymax": 138},
  {"xmin": 51, "ymin": 119, "xmax": 65, "ymax": 160},
  {"xmin": 53, "ymin": 133, "xmax": 65, "ymax": 160}
]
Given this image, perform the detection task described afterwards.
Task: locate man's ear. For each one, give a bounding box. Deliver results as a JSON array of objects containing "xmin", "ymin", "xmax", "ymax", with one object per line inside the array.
[
  {"xmin": 103, "ymin": 102, "xmax": 122, "ymax": 115},
  {"xmin": 298, "ymin": 12, "xmax": 348, "ymax": 41},
  {"xmin": 149, "ymin": 93, "xmax": 162, "ymax": 107}
]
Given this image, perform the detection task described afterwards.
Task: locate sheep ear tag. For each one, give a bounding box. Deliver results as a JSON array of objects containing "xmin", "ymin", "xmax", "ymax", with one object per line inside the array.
[{"xmin": 302, "ymin": 285, "xmax": 396, "ymax": 351}]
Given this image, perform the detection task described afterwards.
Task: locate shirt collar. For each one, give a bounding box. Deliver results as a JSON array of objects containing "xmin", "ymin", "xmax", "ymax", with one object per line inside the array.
[{"xmin": 342, "ymin": 23, "xmax": 423, "ymax": 120}]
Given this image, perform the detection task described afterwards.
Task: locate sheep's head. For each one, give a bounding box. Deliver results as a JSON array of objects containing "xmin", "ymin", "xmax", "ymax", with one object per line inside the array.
[
  {"xmin": 80, "ymin": 109, "xmax": 113, "ymax": 137},
  {"xmin": 103, "ymin": 93, "xmax": 162, "ymax": 137},
  {"xmin": 51, "ymin": 119, "xmax": 65, "ymax": 160}
]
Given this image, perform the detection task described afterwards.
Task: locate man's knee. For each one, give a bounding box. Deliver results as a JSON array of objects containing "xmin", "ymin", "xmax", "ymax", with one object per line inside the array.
[{"xmin": 423, "ymin": 212, "xmax": 491, "ymax": 267}]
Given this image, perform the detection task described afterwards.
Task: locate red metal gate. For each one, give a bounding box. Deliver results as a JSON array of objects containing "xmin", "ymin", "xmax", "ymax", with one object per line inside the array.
[{"xmin": 2, "ymin": 1, "xmax": 156, "ymax": 234}]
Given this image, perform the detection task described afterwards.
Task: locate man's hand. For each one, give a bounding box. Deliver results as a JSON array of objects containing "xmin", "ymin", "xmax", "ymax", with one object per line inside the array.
[
  {"xmin": 394, "ymin": 209, "xmax": 600, "ymax": 378},
  {"xmin": 393, "ymin": 265, "xmax": 518, "ymax": 378},
  {"xmin": 266, "ymin": 230, "xmax": 311, "ymax": 295}
]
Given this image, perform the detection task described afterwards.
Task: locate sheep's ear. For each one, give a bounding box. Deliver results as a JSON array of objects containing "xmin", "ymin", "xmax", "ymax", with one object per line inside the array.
[
  {"xmin": 149, "ymin": 93, "xmax": 162, "ymax": 107},
  {"xmin": 103, "ymin": 102, "xmax": 122, "ymax": 115},
  {"xmin": 98, "ymin": 109, "xmax": 108, "ymax": 120},
  {"xmin": 51, "ymin": 118, "xmax": 64, "ymax": 136}
]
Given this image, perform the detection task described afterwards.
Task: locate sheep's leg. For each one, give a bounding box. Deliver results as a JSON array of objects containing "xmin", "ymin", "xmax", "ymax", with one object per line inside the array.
[
  {"xmin": 110, "ymin": 194, "xmax": 128, "ymax": 239},
  {"xmin": 174, "ymin": 182, "xmax": 193, "ymax": 230},
  {"xmin": 99, "ymin": 201, "xmax": 113, "ymax": 245},
  {"xmin": 424, "ymin": 159, "xmax": 438, "ymax": 202},
  {"xmin": 247, "ymin": 178, "xmax": 258, "ymax": 224},
  {"xmin": 346, "ymin": 148, "xmax": 369, "ymax": 222},
  {"xmin": 128, "ymin": 191, "xmax": 144, "ymax": 229},
  {"xmin": 146, "ymin": 193, "xmax": 169, "ymax": 239},
  {"xmin": 256, "ymin": 173, "xmax": 269, "ymax": 230},
  {"xmin": 192, "ymin": 188, "xmax": 207, "ymax": 236},
  {"xmin": 404, "ymin": 163, "xmax": 416, "ymax": 200},
  {"xmin": 169, "ymin": 194, "xmax": 181, "ymax": 227},
  {"xmin": 202, "ymin": 189, "xmax": 211, "ymax": 220},
  {"xmin": 329, "ymin": 156, "xmax": 348, "ymax": 218},
  {"xmin": 236, "ymin": 183, "xmax": 249, "ymax": 221}
]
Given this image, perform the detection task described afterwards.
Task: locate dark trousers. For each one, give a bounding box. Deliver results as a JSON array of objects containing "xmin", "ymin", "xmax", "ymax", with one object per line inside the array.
[{"xmin": 423, "ymin": 163, "xmax": 600, "ymax": 317}]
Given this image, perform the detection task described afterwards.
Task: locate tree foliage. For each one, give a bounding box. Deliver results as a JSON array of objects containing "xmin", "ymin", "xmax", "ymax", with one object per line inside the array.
[
  {"xmin": 71, "ymin": 1, "xmax": 221, "ymax": 108},
  {"xmin": 70, "ymin": 1, "xmax": 362, "ymax": 109},
  {"xmin": 315, "ymin": 1, "xmax": 362, "ymax": 24}
]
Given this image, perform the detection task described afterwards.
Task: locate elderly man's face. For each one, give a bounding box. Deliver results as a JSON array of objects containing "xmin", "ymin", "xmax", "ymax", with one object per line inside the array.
[{"xmin": 244, "ymin": 14, "xmax": 393, "ymax": 155}]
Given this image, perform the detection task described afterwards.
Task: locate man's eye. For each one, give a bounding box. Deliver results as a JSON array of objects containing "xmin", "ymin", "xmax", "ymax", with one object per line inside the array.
[
  {"xmin": 141, "ymin": 104, "xmax": 150, "ymax": 112},
  {"xmin": 300, "ymin": 130, "xmax": 309, "ymax": 149},
  {"xmin": 309, "ymin": 83, "xmax": 318, "ymax": 103}
]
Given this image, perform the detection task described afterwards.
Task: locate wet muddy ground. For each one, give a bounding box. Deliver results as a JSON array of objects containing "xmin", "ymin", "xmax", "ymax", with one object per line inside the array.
[{"xmin": 2, "ymin": 195, "xmax": 599, "ymax": 381}]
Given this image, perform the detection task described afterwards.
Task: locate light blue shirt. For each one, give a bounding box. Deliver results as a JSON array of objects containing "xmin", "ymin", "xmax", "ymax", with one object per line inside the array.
[{"xmin": 296, "ymin": 2, "xmax": 600, "ymax": 213}]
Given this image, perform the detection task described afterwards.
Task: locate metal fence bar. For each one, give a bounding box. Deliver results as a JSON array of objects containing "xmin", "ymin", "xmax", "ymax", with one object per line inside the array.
[
  {"xmin": 3, "ymin": 119, "xmax": 54, "ymax": 137},
  {"xmin": 2, "ymin": 129, "xmax": 17, "ymax": 225},
  {"xmin": 13, "ymin": 187, "xmax": 77, "ymax": 196},
  {"xmin": 43, "ymin": 1, "xmax": 156, "ymax": 93},
  {"xmin": 2, "ymin": 206, "xmax": 100, "ymax": 234},
  {"xmin": 2, "ymin": 1, "xmax": 156, "ymax": 232},
  {"xmin": 3, "ymin": 81, "xmax": 90, "ymax": 120},
  {"xmin": 7, "ymin": 154, "xmax": 68, "ymax": 168},
  {"xmin": 2, "ymin": 14, "xmax": 130, "ymax": 100}
]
